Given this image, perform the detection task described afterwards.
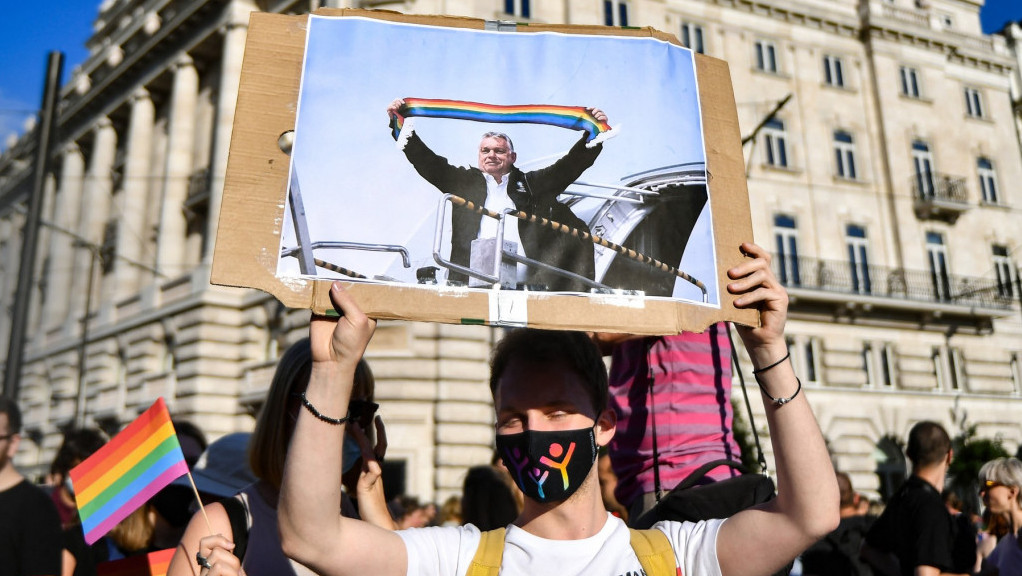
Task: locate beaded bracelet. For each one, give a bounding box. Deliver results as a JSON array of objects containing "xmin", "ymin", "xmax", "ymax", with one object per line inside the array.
[
  {"xmin": 752, "ymin": 350, "xmax": 790, "ymax": 376},
  {"xmin": 758, "ymin": 377, "xmax": 802, "ymax": 407},
  {"xmin": 297, "ymin": 391, "xmax": 350, "ymax": 425}
]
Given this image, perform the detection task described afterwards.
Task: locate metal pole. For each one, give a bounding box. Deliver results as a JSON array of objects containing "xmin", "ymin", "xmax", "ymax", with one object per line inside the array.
[
  {"xmin": 3, "ymin": 51, "xmax": 63, "ymax": 399},
  {"xmin": 74, "ymin": 246, "xmax": 98, "ymax": 428}
]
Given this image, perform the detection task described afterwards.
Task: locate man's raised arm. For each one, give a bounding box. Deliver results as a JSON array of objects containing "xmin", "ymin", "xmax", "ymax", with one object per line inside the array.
[
  {"xmin": 716, "ymin": 243, "xmax": 840, "ymax": 576},
  {"xmin": 278, "ymin": 283, "xmax": 407, "ymax": 576}
]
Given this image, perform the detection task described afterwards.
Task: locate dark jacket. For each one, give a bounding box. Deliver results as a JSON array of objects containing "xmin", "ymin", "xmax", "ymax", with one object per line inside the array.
[{"xmin": 401, "ymin": 131, "xmax": 600, "ymax": 291}]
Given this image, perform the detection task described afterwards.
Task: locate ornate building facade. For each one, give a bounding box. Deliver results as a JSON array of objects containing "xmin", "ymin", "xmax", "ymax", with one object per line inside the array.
[{"xmin": 1, "ymin": 0, "xmax": 1020, "ymax": 502}]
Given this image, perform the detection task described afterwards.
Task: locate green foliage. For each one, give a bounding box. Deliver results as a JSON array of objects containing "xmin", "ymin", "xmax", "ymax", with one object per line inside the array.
[{"xmin": 947, "ymin": 425, "xmax": 1009, "ymax": 515}]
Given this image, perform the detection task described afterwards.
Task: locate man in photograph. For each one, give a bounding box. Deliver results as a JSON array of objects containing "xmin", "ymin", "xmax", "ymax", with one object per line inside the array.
[{"xmin": 387, "ymin": 99, "xmax": 607, "ymax": 292}]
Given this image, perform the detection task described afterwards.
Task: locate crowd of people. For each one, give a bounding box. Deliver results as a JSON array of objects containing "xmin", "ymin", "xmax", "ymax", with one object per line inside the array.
[{"xmin": 2, "ymin": 241, "xmax": 1021, "ymax": 576}]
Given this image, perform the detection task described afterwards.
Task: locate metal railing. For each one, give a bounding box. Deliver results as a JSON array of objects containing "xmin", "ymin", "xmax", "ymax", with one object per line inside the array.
[
  {"xmin": 910, "ymin": 172, "xmax": 968, "ymax": 204},
  {"xmin": 772, "ymin": 254, "xmax": 1014, "ymax": 310}
]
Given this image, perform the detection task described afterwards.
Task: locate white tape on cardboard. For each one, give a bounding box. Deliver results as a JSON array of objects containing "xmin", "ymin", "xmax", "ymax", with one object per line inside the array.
[{"xmin": 489, "ymin": 290, "xmax": 528, "ymax": 327}]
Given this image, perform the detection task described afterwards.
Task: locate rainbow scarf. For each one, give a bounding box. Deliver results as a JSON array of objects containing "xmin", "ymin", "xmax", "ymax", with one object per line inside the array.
[
  {"xmin": 69, "ymin": 398, "xmax": 188, "ymax": 545},
  {"xmin": 390, "ymin": 98, "xmax": 613, "ymax": 147}
]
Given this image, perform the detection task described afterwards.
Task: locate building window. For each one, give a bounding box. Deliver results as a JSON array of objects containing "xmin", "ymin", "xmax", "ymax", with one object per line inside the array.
[
  {"xmin": 977, "ymin": 157, "xmax": 999, "ymax": 204},
  {"xmin": 912, "ymin": 140, "xmax": 935, "ymax": 198},
  {"xmin": 932, "ymin": 347, "xmax": 945, "ymax": 389},
  {"xmin": 846, "ymin": 224, "xmax": 871, "ymax": 294},
  {"xmin": 880, "ymin": 344, "xmax": 896, "ymax": 387},
  {"xmin": 993, "ymin": 245, "xmax": 1015, "ymax": 299},
  {"xmin": 823, "ymin": 55, "xmax": 845, "ymax": 87},
  {"xmin": 681, "ymin": 22, "xmax": 704, "ymax": 54},
  {"xmin": 900, "ymin": 66, "xmax": 921, "ymax": 98},
  {"xmin": 941, "ymin": 14, "xmax": 954, "ymax": 29},
  {"xmin": 926, "ymin": 231, "xmax": 951, "ymax": 301},
  {"xmin": 763, "ymin": 118, "xmax": 789, "ymax": 168},
  {"xmin": 949, "ymin": 347, "xmax": 966, "ymax": 391},
  {"xmin": 1011, "ymin": 353, "xmax": 1021, "ymax": 395},
  {"xmin": 774, "ymin": 214, "xmax": 800, "ymax": 286},
  {"xmin": 834, "ymin": 130, "xmax": 857, "ymax": 180},
  {"xmin": 755, "ymin": 40, "xmax": 778, "ymax": 73},
  {"xmin": 604, "ymin": 0, "xmax": 629, "ymax": 26},
  {"xmin": 863, "ymin": 343, "xmax": 876, "ymax": 386},
  {"xmin": 964, "ymin": 87, "xmax": 984, "ymax": 118},
  {"xmin": 504, "ymin": 0, "xmax": 530, "ymax": 18},
  {"xmin": 866, "ymin": 343, "xmax": 896, "ymax": 388},
  {"xmin": 803, "ymin": 338, "xmax": 820, "ymax": 383},
  {"xmin": 789, "ymin": 336, "xmax": 820, "ymax": 384}
]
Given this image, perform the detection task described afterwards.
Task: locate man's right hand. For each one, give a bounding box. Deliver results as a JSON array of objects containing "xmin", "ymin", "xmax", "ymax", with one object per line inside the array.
[{"xmin": 386, "ymin": 98, "xmax": 406, "ymax": 119}]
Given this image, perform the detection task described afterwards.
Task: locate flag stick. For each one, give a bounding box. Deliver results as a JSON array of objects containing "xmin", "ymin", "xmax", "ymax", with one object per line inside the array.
[{"xmin": 185, "ymin": 471, "xmax": 214, "ymax": 534}]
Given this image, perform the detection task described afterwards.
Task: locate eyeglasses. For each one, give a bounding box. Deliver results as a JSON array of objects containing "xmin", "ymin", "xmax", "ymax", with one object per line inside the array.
[
  {"xmin": 348, "ymin": 400, "xmax": 379, "ymax": 430},
  {"xmin": 979, "ymin": 480, "xmax": 1006, "ymax": 493}
]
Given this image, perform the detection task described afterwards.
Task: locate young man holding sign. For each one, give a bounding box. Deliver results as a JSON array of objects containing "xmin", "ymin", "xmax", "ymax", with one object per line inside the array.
[{"xmin": 196, "ymin": 243, "xmax": 838, "ymax": 576}]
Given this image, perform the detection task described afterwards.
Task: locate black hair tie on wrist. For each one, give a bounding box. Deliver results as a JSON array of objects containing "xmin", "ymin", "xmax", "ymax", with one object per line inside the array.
[{"xmin": 752, "ymin": 350, "xmax": 790, "ymax": 376}]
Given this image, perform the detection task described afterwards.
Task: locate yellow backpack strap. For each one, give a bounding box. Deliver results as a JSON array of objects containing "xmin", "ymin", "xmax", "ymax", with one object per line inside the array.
[
  {"xmin": 629, "ymin": 528, "xmax": 678, "ymax": 576},
  {"xmin": 466, "ymin": 527, "xmax": 506, "ymax": 576}
]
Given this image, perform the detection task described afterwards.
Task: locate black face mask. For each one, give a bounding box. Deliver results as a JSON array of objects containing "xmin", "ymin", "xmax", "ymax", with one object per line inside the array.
[{"xmin": 495, "ymin": 427, "xmax": 597, "ymax": 504}]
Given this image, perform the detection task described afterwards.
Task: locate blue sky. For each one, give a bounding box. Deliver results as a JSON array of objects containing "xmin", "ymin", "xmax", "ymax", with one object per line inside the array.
[{"xmin": 1, "ymin": 1, "xmax": 1019, "ymax": 146}]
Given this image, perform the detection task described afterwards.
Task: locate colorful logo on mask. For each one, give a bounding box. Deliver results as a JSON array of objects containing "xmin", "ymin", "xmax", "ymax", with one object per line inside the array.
[{"xmin": 495, "ymin": 428, "xmax": 595, "ymax": 503}]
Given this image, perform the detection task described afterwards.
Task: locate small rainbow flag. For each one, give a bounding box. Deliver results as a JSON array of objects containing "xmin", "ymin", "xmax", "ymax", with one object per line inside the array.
[
  {"xmin": 70, "ymin": 398, "xmax": 188, "ymax": 545},
  {"xmin": 97, "ymin": 548, "xmax": 175, "ymax": 576},
  {"xmin": 390, "ymin": 98, "xmax": 613, "ymax": 144}
]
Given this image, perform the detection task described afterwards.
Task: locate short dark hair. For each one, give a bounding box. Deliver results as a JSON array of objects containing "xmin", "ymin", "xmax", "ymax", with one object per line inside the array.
[
  {"xmin": 51, "ymin": 428, "xmax": 107, "ymax": 477},
  {"xmin": 906, "ymin": 421, "xmax": 951, "ymax": 468},
  {"xmin": 489, "ymin": 329, "xmax": 608, "ymax": 414},
  {"xmin": 0, "ymin": 396, "xmax": 22, "ymax": 435}
]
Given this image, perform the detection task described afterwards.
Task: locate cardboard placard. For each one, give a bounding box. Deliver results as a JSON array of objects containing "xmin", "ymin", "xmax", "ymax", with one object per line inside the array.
[{"xmin": 212, "ymin": 9, "xmax": 758, "ymax": 334}]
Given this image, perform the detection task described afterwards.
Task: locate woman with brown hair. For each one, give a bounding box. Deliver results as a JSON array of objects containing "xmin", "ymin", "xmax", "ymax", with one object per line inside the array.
[{"xmin": 167, "ymin": 338, "xmax": 392, "ymax": 576}]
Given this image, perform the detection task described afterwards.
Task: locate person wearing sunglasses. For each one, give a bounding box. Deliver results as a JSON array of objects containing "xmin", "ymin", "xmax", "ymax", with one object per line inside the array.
[
  {"xmin": 977, "ymin": 457, "xmax": 1022, "ymax": 576},
  {"xmin": 169, "ymin": 339, "xmax": 393, "ymax": 576}
]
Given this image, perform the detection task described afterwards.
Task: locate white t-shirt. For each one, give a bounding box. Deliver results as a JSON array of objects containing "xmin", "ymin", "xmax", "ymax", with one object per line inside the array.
[{"xmin": 398, "ymin": 513, "xmax": 723, "ymax": 576}]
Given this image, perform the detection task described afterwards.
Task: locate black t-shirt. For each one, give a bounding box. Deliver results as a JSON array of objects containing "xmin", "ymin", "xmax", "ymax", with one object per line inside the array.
[
  {"xmin": 865, "ymin": 476, "xmax": 970, "ymax": 576},
  {"xmin": 802, "ymin": 514, "xmax": 877, "ymax": 576},
  {"xmin": 0, "ymin": 479, "xmax": 64, "ymax": 576}
]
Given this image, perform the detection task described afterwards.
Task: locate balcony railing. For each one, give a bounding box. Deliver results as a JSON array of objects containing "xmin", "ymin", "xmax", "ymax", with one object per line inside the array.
[
  {"xmin": 911, "ymin": 172, "xmax": 969, "ymax": 222},
  {"xmin": 878, "ymin": 2, "xmax": 929, "ymax": 28},
  {"xmin": 772, "ymin": 254, "xmax": 1014, "ymax": 311}
]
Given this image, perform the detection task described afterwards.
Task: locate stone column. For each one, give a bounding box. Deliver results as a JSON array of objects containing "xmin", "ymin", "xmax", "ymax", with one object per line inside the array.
[
  {"xmin": 71, "ymin": 118, "xmax": 117, "ymax": 324},
  {"xmin": 157, "ymin": 55, "xmax": 198, "ymax": 278},
  {"xmin": 46, "ymin": 143, "xmax": 85, "ymax": 332},
  {"xmin": 115, "ymin": 88, "xmax": 155, "ymax": 295},
  {"xmin": 204, "ymin": 0, "xmax": 257, "ymax": 266}
]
